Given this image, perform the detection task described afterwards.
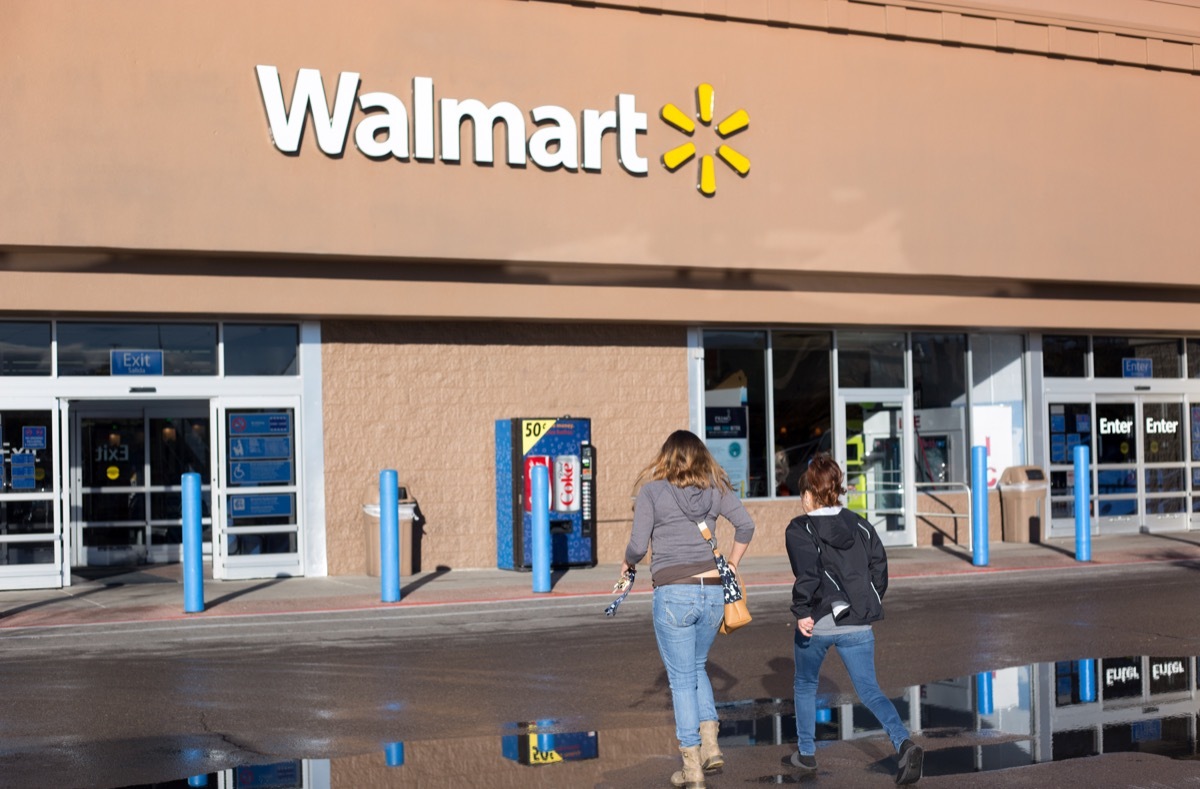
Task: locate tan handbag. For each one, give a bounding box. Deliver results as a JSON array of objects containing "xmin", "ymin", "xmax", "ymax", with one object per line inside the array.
[
  {"xmin": 695, "ymin": 521, "xmax": 752, "ymax": 634},
  {"xmin": 719, "ymin": 575, "xmax": 751, "ymax": 634}
]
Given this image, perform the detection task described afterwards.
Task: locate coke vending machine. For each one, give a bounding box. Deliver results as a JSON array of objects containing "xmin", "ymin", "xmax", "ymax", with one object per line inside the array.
[{"xmin": 495, "ymin": 417, "xmax": 597, "ymax": 570}]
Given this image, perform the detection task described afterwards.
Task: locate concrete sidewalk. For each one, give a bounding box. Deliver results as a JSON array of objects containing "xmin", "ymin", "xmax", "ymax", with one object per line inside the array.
[{"xmin": 2, "ymin": 531, "xmax": 1199, "ymax": 630}]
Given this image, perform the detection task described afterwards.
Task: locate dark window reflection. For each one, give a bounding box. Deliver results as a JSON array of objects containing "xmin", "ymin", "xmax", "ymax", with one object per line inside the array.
[
  {"xmin": 224, "ymin": 324, "xmax": 299, "ymax": 376},
  {"xmin": 57, "ymin": 322, "xmax": 216, "ymax": 376},
  {"xmin": 0, "ymin": 322, "xmax": 51, "ymax": 376},
  {"xmin": 1044, "ymin": 335, "xmax": 1088, "ymax": 378},
  {"xmin": 1093, "ymin": 336, "xmax": 1180, "ymax": 379}
]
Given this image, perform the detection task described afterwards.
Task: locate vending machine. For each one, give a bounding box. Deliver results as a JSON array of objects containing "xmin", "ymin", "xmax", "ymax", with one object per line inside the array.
[{"xmin": 495, "ymin": 417, "xmax": 597, "ymax": 570}]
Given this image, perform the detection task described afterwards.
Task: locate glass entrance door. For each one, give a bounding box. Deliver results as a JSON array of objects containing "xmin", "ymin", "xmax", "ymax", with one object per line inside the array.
[
  {"xmin": 0, "ymin": 405, "xmax": 64, "ymax": 589},
  {"xmin": 836, "ymin": 392, "xmax": 914, "ymax": 547},
  {"xmin": 1140, "ymin": 398, "xmax": 1187, "ymax": 530},
  {"xmin": 1047, "ymin": 396, "xmax": 1189, "ymax": 535},
  {"xmin": 213, "ymin": 398, "xmax": 303, "ymax": 580},
  {"xmin": 71, "ymin": 402, "xmax": 212, "ymax": 567}
]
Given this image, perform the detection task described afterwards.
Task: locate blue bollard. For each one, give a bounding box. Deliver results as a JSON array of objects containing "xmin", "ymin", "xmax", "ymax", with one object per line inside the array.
[
  {"xmin": 385, "ymin": 741, "xmax": 405, "ymax": 767},
  {"xmin": 187, "ymin": 776, "xmax": 208, "ymax": 788},
  {"xmin": 531, "ymin": 464, "xmax": 552, "ymax": 593},
  {"xmin": 816, "ymin": 707, "xmax": 832, "ymax": 724},
  {"xmin": 1078, "ymin": 659, "xmax": 1096, "ymax": 703},
  {"xmin": 976, "ymin": 671, "xmax": 994, "ymax": 715},
  {"xmin": 971, "ymin": 445, "xmax": 989, "ymax": 567},
  {"xmin": 1073, "ymin": 445, "xmax": 1091, "ymax": 562},
  {"xmin": 182, "ymin": 472, "xmax": 204, "ymax": 613},
  {"xmin": 380, "ymin": 470, "xmax": 401, "ymax": 603}
]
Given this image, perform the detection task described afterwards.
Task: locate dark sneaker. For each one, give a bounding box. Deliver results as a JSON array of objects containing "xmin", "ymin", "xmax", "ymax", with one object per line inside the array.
[
  {"xmin": 781, "ymin": 751, "xmax": 817, "ymax": 772},
  {"xmin": 895, "ymin": 739, "xmax": 924, "ymax": 785}
]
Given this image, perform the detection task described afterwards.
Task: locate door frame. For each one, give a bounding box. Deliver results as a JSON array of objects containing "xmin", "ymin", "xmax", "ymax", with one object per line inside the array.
[
  {"xmin": 1134, "ymin": 394, "xmax": 1189, "ymax": 532},
  {"xmin": 0, "ymin": 398, "xmax": 66, "ymax": 590},
  {"xmin": 834, "ymin": 388, "xmax": 915, "ymax": 547},
  {"xmin": 212, "ymin": 396, "xmax": 304, "ymax": 581}
]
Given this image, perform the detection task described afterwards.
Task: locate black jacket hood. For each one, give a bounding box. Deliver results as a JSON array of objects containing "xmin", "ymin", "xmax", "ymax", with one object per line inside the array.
[{"xmin": 807, "ymin": 510, "xmax": 856, "ymax": 551}]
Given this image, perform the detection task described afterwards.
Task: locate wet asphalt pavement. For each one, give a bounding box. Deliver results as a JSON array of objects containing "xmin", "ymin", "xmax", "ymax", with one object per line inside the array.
[{"xmin": 0, "ymin": 560, "xmax": 1198, "ymax": 787}]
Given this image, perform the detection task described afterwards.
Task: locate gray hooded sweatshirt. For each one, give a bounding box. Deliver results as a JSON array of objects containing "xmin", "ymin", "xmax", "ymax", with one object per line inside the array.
[{"xmin": 624, "ymin": 479, "xmax": 755, "ymax": 587}]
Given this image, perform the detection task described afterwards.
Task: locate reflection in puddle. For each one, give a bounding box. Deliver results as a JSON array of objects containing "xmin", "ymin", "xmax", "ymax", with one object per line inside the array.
[{"xmin": 116, "ymin": 655, "xmax": 1199, "ymax": 788}]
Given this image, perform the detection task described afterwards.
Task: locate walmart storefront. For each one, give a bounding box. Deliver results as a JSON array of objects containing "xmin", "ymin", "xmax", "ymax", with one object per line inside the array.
[{"xmin": 3, "ymin": 0, "xmax": 1200, "ymax": 588}]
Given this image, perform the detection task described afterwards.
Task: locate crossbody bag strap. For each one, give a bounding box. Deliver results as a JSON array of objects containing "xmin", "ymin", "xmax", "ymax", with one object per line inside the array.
[{"xmin": 695, "ymin": 520, "xmax": 723, "ymax": 559}]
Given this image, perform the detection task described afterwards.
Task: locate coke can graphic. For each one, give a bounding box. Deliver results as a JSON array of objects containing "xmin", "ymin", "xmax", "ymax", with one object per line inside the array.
[
  {"xmin": 523, "ymin": 456, "xmax": 552, "ymax": 512},
  {"xmin": 554, "ymin": 455, "xmax": 582, "ymax": 512}
]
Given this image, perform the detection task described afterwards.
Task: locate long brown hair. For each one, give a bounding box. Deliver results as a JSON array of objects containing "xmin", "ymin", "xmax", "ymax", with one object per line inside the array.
[
  {"xmin": 634, "ymin": 430, "xmax": 732, "ymax": 493},
  {"xmin": 801, "ymin": 452, "xmax": 845, "ymax": 508}
]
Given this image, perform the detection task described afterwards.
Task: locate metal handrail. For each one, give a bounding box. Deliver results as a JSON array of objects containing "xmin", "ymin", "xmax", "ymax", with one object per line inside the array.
[{"xmin": 913, "ymin": 480, "xmax": 972, "ymax": 520}]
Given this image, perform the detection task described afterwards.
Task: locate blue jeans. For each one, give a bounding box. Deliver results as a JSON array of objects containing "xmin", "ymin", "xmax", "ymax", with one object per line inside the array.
[
  {"xmin": 793, "ymin": 627, "xmax": 910, "ymax": 755},
  {"xmin": 653, "ymin": 584, "xmax": 725, "ymax": 748}
]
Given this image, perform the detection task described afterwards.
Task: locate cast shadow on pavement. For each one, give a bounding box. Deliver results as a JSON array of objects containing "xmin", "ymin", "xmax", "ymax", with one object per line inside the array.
[
  {"xmin": 401, "ymin": 565, "xmax": 451, "ymax": 596},
  {"xmin": 0, "ymin": 584, "xmax": 112, "ymax": 619},
  {"xmin": 206, "ymin": 579, "xmax": 284, "ymax": 609}
]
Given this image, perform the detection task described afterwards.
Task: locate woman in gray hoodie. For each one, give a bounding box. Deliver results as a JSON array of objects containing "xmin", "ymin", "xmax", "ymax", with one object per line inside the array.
[{"xmin": 622, "ymin": 430, "xmax": 755, "ymax": 789}]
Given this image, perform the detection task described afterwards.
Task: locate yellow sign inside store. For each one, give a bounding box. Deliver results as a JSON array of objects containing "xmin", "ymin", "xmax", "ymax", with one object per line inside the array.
[{"xmin": 106, "ymin": 466, "xmax": 120, "ymax": 481}]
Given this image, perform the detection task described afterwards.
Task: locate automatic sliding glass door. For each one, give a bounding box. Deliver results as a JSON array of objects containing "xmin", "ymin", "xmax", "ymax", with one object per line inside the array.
[{"xmin": 72, "ymin": 402, "xmax": 211, "ymax": 568}]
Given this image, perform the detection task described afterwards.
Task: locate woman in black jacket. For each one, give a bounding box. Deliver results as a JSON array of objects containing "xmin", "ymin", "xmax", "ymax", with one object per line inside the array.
[{"xmin": 783, "ymin": 453, "xmax": 924, "ymax": 785}]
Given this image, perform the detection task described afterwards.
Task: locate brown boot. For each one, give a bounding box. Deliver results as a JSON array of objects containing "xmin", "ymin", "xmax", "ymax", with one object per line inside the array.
[
  {"xmin": 699, "ymin": 719, "xmax": 724, "ymax": 772},
  {"xmin": 669, "ymin": 745, "xmax": 706, "ymax": 789}
]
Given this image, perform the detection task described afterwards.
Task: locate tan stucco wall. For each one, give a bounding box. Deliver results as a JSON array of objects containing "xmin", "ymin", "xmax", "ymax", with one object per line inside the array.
[
  {"xmin": 4, "ymin": 0, "xmax": 1200, "ymax": 293},
  {"xmin": 320, "ymin": 320, "xmax": 689, "ymax": 574}
]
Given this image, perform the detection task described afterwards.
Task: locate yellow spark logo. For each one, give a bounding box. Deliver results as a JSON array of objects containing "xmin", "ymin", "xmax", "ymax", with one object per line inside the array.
[{"xmin": 661, "ymin": 83, "xmax": 750, "ymax": 197}]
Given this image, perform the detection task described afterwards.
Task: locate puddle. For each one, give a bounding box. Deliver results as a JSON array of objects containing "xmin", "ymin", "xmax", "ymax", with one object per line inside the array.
[{"xmin": 111, "ymin": 654, "xmax": 1198, "ymax": 788}]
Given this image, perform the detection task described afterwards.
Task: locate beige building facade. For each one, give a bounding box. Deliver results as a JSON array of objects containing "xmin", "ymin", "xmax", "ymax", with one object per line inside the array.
[{"xmin": 3, "ymin": 0, "xmax": 1200, "ymax": 588}]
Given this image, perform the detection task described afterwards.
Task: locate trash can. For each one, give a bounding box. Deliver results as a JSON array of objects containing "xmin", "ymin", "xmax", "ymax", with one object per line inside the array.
[
  {"xmin": 362, "ymin": 484, "xmax": 418, "ymax": 577},
  {"xmin": 998, "ymin": 466, "xmax": 1048, "ymax": 543}
]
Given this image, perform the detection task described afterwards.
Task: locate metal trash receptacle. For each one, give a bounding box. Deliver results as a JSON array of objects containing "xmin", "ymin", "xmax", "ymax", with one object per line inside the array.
[
  {"xmin": 998, "ymin": 466, "xmax": 1048, "ymax": 543},
  {"xmin": 362, "ymin": 485, "xmax": 417, "ymax": 577}
]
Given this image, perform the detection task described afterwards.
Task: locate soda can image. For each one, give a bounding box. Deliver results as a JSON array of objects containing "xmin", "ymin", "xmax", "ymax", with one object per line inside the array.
[
  {"xmin": 523, "ymin": 455, "xmax": 552, "ymax": 512},
  {"xmin": 554, "ymin": 455, "xmax": 581, "ymax": 512}
]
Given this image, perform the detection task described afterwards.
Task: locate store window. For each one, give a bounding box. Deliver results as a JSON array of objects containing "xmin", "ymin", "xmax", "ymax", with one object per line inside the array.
[
  {"xmin": 224, "ymin": 324, "xmax": 299, "ymax": 376},
  {"xmin": 57, "ymin": 323, "xmax": 217, "ymax": 376},
  {"xmin": 1043, "ymin": 335, "xmax": 1088, "ymax": 378},
  {"xmin": 703, "ymin": 331, "xmax": 767, "ymax": 498},
  {"xmin": 1188, "ymin": 340, "xmax": 1200, "ymax": 378},
  {"xmin": 772, "ymin": 332, "xmax": 832, "ymax": 497},
  {"xmin": 912, "ymin": 334, "xmax": 966, "ymax": 485},
  {"xmin": 838, "ymin": 332, "xmax": 905, "ymax": 388},
  {"xmin": 972, "ymin": 334, "xmax": 1026, "ymax": 466},
  {"xmin": 0, "ymin": 322, "xmax": 51, "ymax": 376},
  {"xmin": 1093, "ymin": 336, "xmax": 1180, "ymax": 379}
]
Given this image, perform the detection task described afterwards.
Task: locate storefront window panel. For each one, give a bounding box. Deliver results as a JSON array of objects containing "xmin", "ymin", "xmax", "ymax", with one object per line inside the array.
[
  {"xmin": 703, "ymin": 331, "xmax": 768, "ymax": 498},
  {"xmin": 1101, "ymin": 657, "xmax": 1143, "ymax": 701},
  {"xmin": 224, "ymin": 324, "xmax": 299, "ymax": 376},
  {"xmin": 1043, "ymin": 335, "xmax": 1087, "ymax": 378},
  {"xmin": 57, "ymin": 322, "xmax": 217, "ymax": 376},
  {"xmin": 1096, "ymin": 403, "xmax": 1135, "ymax": 464},
  {"xmin": 1093, "ymin": 336, "xmax": 1180, "ymax": 379},
  {"xmin": 971, "ymin": 334, "xmax": 1027, "ymax": 467},
  {"xmin": 1145, "ymin": 496, "xmax": 1185, "ymax": 514},
  {"xmin": 1143, "ymin": 402, "xmax": 1183, "ymax": 464},
  {"xmin": 161, "ymin": 325, "xmax": 217, "ymax": 375},
  {"xmin": 771, "ymin": 332, "xmax": 831, "ymax": 497},
  {"xmin": 0, "ymin": 322, "xmax": 51, "ymax": 376},
  {"xmin": 837, "ymin": 332, "xmax": 905, "ymax": 388},
  {"xmin": 1188, "ymin": 340, "xmax": 1200, "ymax": 378},
  {"xmin": 913, "ymin": 334, "xmax": 966, "ymax": 485}
]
